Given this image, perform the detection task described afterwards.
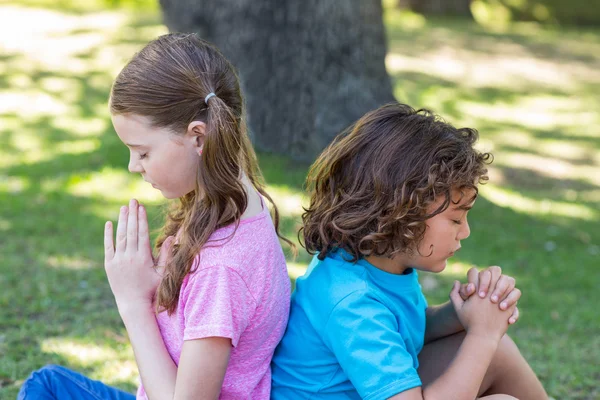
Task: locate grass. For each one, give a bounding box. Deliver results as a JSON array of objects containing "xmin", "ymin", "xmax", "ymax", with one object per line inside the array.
[{"xmin": 0, "ymin": 2, "xmax": 598, "ymax": 399}]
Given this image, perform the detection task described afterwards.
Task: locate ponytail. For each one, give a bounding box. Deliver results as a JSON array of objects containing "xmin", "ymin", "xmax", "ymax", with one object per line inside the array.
[{"xmin": 110, "ymin": 33, "xmax": 295, "ymax": 314}]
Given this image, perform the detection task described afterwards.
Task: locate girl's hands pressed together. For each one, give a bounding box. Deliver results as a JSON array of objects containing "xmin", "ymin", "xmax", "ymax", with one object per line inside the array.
[
  {"xmin": 104, "ymin": 199, "xmax": 174, "ymax": 312},
  {"xmin": 458, "ymin": 266, "xmax": 521, "ymax": 325}
]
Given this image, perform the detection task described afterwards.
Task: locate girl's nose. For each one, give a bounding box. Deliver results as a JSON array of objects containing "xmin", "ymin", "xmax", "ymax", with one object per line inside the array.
[{"xmin": 128, "ymin": 158, "xmax": 143, "ymax": 173}]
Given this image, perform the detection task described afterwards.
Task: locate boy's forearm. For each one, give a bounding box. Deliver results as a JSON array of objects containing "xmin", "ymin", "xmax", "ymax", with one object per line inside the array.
[
  {"xmin": 424, "ymin": 301, "xmax": 464, "ymax": 344},
  {"xmin": 422, "ymin": 333, "xmax": 499, "ymax": 400},
  {"xmin": 119, "ymin": 304, "xmax": 178, "ymax": 400}
]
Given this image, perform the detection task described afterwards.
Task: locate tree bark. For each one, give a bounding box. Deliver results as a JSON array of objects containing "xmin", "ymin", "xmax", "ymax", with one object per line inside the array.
[
  {"xmin": 399, "ymin": 0, "xmax": 473, "ymax": 17},
  {"xmin": 160, "ymin": 0, "xmax": 395, "ymax": 162}
]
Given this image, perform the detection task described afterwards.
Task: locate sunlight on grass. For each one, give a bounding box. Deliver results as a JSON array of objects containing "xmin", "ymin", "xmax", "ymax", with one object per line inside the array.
[
  {"xmin": 490, "ymin": 131, "xmax": 596, "ymax": 164},
  {"xmin": 445, "ymin": 260, "xmax": 477, "ymax": 277},
  {"xmin": 481, "ymin": 184, "xmax": 598, "ymax": 220},
  {"xmin": 53, "ymin": 117, "xmax": 109, "ymax": 137},
  {"xmin": 462, "ymin": 96, "xmax": 598, "ymax": 130},
  {"xmin": 40, "ymin": 337, "xmax": 139, "ymax": 386},
  {"xmin": 95, "ymin": 359, "xmax": 139, "ymax": 388},
  {"xmin": 0, "ymin": 176, "xmax": 29, "ymax": 193},
  {"xmin": 0, "ymin": 217, "xmax": 12, "ymax": 231},
  {"xmin": 66, "ymin": 168, "xmax": 163, "ymax": 204},
  {"xmin": 386, "ymin": 51, "xmax": 589, "ymax": 91},
  {"xmin": 46, "ymin": 255, "xmax": 96, "ymax": 270},
  {"xmin": 0, "ymin": 90, "xmax": 71, "ymax": 117},
  {"xmin": 9, "ymin": 135, "xmax": 100, "ymax": 165},
  {"xmin": 287, "ymin": 262, "xmax": 308, "ymax": 280},
  {"xmin": 265, "ymin": 185, "xmax": 306, "ymax": 217},
  {"xmin": 492, "ymin": 152, "xmax": 600, "ymax": 187},
  {"xmin": 41, "ymin": 338, "xmax": 119, "ymax": 365},
  {"xmin": 0, "ymin": 4, "xmax": 166, "ymax": 122}
]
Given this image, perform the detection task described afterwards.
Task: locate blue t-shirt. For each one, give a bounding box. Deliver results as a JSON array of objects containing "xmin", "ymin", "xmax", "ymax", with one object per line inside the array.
[{"xmin": 271, "ymin": 250, "xmax": 428, "ymax": 400}]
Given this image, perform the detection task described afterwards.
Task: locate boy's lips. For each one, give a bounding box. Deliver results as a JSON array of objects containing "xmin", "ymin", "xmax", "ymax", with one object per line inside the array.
[{"xmin": 449, "ymin": 247, "xmax": 461, "ymax": 256}]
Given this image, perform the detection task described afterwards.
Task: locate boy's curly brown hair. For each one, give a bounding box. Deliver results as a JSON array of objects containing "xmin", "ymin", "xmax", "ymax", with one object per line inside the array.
[{"xmin": 301, "ymin": 103, "xmax": 492, "ymax": 261}]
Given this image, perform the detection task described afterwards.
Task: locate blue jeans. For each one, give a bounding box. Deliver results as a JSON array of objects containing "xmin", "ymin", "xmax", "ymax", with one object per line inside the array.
[{"xmin": 18, "ymin": 365, "xmax": 136, "ymax": 400}]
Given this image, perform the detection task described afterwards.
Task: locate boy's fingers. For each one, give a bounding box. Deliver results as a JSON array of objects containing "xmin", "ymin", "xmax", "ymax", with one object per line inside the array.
[
  {"xmin": 449, "ymin": 281, "xmax": 463, "ymax": 308},
  {"xmin": 459, "ymin": 284, "xmax": 468, "ymax": 300},
  {"xmin": 127, "ymin": 199, "xmax": 138, "ymax": 251},
  {"xmin": 500, "ymin": 288, "xmax": 522, "ymax": 310},
  {"xmin": 509, "ymin": 306, "xmax": 519, "ymax": 324},
  {"xmin": 466, "ymin": 267, "xmax": 479, "ymax": 291},
  {"xmin": 459, "ymin": 283, "xmax": 475, "ymax": 300},
  {"xmin": 492, "ymin": 276, "xmax": 515, "ymax": 304},
  {"xmin": 104, "ymin": 221, "xmax": 114, "ymax": 262},
  {"xmin": 478, "ymin": 269, "xmax": 491, "ymax": 297},
  {"xmin": 479, "ymin": 266, "xmax": 502, "ymax": 298}
]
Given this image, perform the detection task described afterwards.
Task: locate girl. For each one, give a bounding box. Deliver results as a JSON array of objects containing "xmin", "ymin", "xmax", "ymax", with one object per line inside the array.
[
  {"xmin": 271, "ymin": 103, "xmax": 547, "ymax": 399},
  {"xmin": 19, "ymin": 33, "xmax": 292, "ymax": 400}
]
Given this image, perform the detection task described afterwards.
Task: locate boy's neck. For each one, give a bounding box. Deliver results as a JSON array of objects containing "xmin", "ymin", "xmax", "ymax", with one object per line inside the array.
[{"xmin": 365, "ymin": 255, "xmax": 411, "ymax": 275}]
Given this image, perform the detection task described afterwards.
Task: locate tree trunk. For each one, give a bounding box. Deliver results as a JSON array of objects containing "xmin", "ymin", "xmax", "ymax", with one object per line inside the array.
[
  {"xmin": 399, "ymin": 0, "xmax": 473, "ymax": 17},
  {"xmin": 160, "ymin": 0, "xmax": 395, "ymax": 162}
]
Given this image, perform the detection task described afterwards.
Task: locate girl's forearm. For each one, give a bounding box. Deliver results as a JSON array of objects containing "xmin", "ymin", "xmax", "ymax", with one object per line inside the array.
[
  {"xmin": 424, "ymin": 301, "xmax": 464, "ymax": 344},
  {"xmin": 422, "ymin": 333, "xmax": 498, "ymax": 400},
  {"xmin": 119, "ymin": 303, "xmax": 178, "ymax": 400}
]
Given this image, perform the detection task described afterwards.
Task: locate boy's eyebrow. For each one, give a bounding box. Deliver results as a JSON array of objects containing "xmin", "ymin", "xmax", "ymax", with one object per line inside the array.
[{"xmin": 453, "ymin": 204, "xmax": 473, "ymax": 211}]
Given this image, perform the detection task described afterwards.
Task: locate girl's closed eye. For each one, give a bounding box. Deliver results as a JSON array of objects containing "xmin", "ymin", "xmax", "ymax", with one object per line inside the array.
[{"xmin": 139, "ymin": 152, "xmax": 148, "ymax": 160}]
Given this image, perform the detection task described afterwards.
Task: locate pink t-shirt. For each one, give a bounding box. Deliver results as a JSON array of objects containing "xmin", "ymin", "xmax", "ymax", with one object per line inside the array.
[{"xmin": 136, "ymin": 204, "xmax": 291, "ymax": 399}]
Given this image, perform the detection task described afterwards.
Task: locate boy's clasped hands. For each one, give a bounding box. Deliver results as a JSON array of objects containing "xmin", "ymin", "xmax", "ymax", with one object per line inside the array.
[{"xmin": 454, "ymin": 266, "xmax": 521, "ymax": 340}]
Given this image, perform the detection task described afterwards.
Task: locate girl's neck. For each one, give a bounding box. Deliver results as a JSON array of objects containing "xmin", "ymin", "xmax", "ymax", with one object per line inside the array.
[{"xmin": 239, "ymin": 172, "xmax": 263, "ymax": 220}]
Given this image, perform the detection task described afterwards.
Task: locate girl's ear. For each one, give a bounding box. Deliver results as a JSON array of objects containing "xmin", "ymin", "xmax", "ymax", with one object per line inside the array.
[{"xmin": 186, "ymin": 121, "xmax": 206, "ymax": 156}]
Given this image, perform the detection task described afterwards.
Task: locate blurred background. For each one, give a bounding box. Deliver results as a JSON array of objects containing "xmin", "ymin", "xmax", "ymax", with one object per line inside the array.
[{"xmin": 0, "ymin": 0, "xmax": 598, "ymax": 398}]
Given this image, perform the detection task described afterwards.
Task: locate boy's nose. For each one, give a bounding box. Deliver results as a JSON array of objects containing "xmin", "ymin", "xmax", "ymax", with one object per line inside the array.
[{"xmin": 460, "ymin": 221, "xmax": 471, "ymax": 240}]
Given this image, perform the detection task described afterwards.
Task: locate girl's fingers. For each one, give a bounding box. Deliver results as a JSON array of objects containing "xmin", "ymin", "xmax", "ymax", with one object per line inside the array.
[
  {"xmin": 491, "ymin": 276, "xmax": 515, "ymax": 304},
  {"xmin": 138, "ymin": 205, "xmax": 152, "ymax": 255},
  {"xmin": 104, "ymin": 221, "xmax": 114, "ymax": 262},
  {"xmin": 509, "ymin": 306, "xmax": 519, "ymax": 324},
  {"xmin": 116, "ymin": 206, "xmax": 128, "ymax": 253},
  {"xmin": 127, "ymin": 199, "xmax": 138, "ymax": 251},
  {"xmin": 500, "ymin": 288, "xmax": 522, "ymax": 310}
]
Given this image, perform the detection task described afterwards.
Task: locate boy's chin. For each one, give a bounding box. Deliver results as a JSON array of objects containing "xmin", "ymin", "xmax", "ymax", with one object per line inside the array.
[{"xmin": 415, "ymin": 259, "xmax": 448, "ymax": 274}]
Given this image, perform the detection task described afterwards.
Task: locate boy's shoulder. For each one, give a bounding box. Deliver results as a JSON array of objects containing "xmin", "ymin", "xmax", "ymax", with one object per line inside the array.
[{"xmin": 295, "ymin": 253, "xmax": 386, "ymax": 312}]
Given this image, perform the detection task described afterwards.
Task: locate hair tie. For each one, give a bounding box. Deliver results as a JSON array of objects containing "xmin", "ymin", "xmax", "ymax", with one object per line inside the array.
[{"xmin": 204, "ymin": 92, "xmax": 216, "ymax": 104}]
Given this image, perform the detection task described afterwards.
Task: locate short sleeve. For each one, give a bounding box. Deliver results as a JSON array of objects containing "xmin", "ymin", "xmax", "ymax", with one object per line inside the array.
[
  {"xmin": 323, "ymin": 292, "xmax": 422, "ymax": 400},
  {"xmin": 181, "ymin": 265, "xmax": 257, "ymax": 347}
]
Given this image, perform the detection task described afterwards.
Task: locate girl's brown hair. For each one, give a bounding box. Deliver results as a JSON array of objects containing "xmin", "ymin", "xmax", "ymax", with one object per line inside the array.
[
  {"xmin": 110, "ymin": 33, "xmax": 293, "ymax": 314},
  {"xmin": 301, "ymin": 102, "xmax": 492, "ymax": 262}
]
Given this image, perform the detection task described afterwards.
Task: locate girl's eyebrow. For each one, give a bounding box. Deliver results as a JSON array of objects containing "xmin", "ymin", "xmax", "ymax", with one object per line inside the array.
[{"xmin": 126, "ymin": 143, "xmax": 146, "ymax": 148}]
